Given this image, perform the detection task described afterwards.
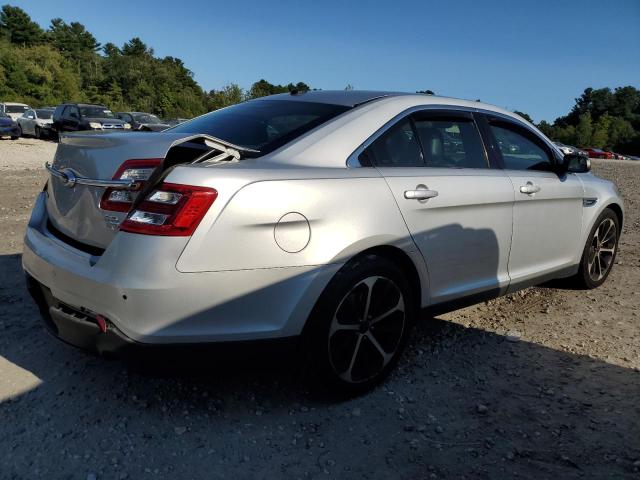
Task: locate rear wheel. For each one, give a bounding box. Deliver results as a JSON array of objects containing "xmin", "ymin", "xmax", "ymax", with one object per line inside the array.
[
  {"xmin": 305, "ymin": 254, "xmax": 416, "ymax": 394},
  {"xmin": 574, "ymin": 209, "xmax": 619, "ymax": 289}
]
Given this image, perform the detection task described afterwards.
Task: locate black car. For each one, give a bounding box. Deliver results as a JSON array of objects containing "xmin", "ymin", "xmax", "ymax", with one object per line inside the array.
[
  {"xmin": 52, "ymin": 103, "xmax": 129, "ymax": 137},
  {"xmin": 116, "ymin": 112, "xmax": 169, "ymax": 132},
  {"xmin": 0, "ymin": 112, "xmax": 20, "ymax": 140}
]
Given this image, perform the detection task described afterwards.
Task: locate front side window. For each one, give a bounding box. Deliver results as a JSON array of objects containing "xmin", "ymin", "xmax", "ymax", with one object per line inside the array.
[
  {"xmin": 170, "ymin": 100, "xmax": 350, "ymax": 155},
  {"xmin": 490, "ymin": 123, "xmax": 552, "ymax": 171},
  {"xmin": 133, "ymin": 113, "xmax": 161, "ymax": 124},
  {"xmin": 413, "ymin": 117, "xmax": 487, "ymax": 169},
  {"xmin": 365, "ymin": 118, "xmax": 424, "ymax": 167}
]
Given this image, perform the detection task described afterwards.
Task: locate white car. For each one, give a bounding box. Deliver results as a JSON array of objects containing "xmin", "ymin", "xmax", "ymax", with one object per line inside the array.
[
  {"xmin": 23, "ymin": 91, "xmax": 623, "ymax": 392},
  {"xmin": 17, "ymin": 108, "xmax": 54, "ymax": 139},
  {"xmin": 1, "ymin": 102, "xmax": 30, "ymax": 121}
]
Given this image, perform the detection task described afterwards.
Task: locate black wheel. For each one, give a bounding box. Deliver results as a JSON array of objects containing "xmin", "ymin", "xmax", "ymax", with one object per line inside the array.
[
  {"xmin": 304, "ymin": 254, "xmax": 416, "ymax": 394},
  {"xmin": 10, "ymin": 135, "xmax": 18, "ymax": 140},
  {"xmin": 34, "ymin": 126, "xmax": 41, "ymax": 139},
  {"xmin": 16, "ymin": 124, "xmax": 22, "ymax": 137},
  {"xmin": 574, "ymin": 209, "xmax": 619, "ymax": 289}
]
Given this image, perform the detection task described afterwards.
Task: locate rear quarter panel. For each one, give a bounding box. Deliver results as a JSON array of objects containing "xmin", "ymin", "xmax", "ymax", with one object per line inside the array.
[{"xmin": 170, "ymin": 166, "xmax": 419, "ymax": 273}]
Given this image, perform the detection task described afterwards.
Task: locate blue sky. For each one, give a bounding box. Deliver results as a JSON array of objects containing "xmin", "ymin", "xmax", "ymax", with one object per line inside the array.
[{"xmin": 16, "ymin": 0, "xmax": 640, "ymax": 122}]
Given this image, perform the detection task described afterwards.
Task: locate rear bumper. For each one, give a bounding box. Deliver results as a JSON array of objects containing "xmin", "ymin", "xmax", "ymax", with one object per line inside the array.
[
  {"xmin": 23, "ymin": 192, "xmax": 337, "ymax": 346},
  {"xmin": 25, "ymin": 273, "xmax": 299, "ymax": 358}
]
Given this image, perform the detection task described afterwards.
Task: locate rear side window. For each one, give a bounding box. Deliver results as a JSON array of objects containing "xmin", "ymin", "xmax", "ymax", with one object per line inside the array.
[
  {"xmin": 169, "ymin": 100, "xmax": 350, "ymax": 155},
  {"xmin": 490, "ymin": 123, "xmax": 553, "ymax": 171},
  {"xmin": 366, "ymin": 118, "xmax": 424, "ymax": 167},
  {"xmin": 413, "ymin": 117, "xmax": 487, "ymax": 169}
]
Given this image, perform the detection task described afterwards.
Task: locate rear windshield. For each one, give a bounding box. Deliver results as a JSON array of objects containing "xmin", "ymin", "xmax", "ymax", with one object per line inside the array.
[
  {"xmin": 5, "ymin": 105, "xmax": 28, "ymax": 113},
  {"xmin": 169, "ymin": 100, "xmax": 351, "ymax": 155},
  {"xmin": 36, "ymin": 109, "xmax": 53, "ymax": 119}
]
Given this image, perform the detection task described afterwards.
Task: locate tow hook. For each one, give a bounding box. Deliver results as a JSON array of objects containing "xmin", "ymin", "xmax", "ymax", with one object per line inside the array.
[{"xmin": 95, "ymin": 314, "xmax": 108, "ymax": 334}]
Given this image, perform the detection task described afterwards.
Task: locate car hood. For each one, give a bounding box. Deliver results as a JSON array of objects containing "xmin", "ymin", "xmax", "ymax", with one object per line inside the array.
[
  {"xmin": 138, "ymin": 123, "xmax": 170, "ymax": 131},
  {"xmin": 0, "ymin": 117, "xmax": 16, "ymax": 126}
]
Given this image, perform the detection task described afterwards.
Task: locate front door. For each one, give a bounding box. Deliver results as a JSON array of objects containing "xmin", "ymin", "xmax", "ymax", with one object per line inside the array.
[
  {"xmin": 362, "ymin": 110, "xmax": 514, "ymax": 305},
  {"xmin": 484, "ymin": 118, "xmax": 584, "ymax": 289}
]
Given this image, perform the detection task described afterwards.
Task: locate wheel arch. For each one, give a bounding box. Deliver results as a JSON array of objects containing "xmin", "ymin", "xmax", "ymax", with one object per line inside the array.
[{"xmin": 605, "ymin": 202, "xmax": 624, "ymax": 230}]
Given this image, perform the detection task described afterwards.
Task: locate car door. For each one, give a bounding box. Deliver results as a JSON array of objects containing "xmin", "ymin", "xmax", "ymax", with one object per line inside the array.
[
  {"xmin": 481, "ymin": 115, "xmax": 584, "ymax": 289},
  {"xmin": 63, "ymin": 105, "xmax": 80, "ymax": 131},
  {"xmin": 361, "ymin": 109, "xmax": 514, "ymax": 305},
  {"xmin": 21, "ymin": 110, "xmax": 34, "ymax": 135}
]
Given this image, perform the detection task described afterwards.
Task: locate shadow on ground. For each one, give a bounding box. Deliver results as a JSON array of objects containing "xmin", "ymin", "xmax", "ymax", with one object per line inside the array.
[{"xmin": 1, "ymin": 253, "xmax": 639, "ymax": 479}]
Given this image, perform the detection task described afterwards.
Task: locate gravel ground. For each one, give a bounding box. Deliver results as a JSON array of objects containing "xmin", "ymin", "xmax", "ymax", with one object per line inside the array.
[{"xmin": 0, "ymin": 138, "xmax": 639, "ymax": 479}]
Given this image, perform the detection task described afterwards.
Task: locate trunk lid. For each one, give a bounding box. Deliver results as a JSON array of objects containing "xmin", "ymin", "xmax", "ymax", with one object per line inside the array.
[{"xmin": 46, "ymin": 131, "xmax": 193, "ymax": 250}]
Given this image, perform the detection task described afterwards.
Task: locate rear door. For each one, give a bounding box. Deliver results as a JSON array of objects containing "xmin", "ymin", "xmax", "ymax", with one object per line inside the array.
[
  {"xmin": 365, "ymin": 109, "xmax": 514, "ymax": 304},
  {"xmin": 480, "ymin": 114, "xmax": 584, "ymax": 288}
]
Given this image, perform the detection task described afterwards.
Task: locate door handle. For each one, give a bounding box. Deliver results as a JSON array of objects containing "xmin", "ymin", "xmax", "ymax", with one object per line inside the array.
[
  {"xmin": 519, "ymin": 182, "xmax": 541, "ymax": 195},
  {"xmin": 404, "ymin": 185, "xmax": 439, "ymax": 200}
]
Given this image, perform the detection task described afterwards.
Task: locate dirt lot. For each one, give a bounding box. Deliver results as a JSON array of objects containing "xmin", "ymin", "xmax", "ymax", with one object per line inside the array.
[{"xmin": 0, "ymin": 137, "xmax": 639, "ymax": 479}]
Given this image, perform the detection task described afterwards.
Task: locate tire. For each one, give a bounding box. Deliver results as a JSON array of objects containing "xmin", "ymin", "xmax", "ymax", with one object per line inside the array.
[
  {"xmin": 573, "ymin": 208, "xmax": 620, "ymax": 289},
  {"xmin": 10, "ymin": 135, "xmax": 18, "ymax": 140},
  {"xmin": 304, "ymin": 254, "xmax": 417, "ymax": 394},
  {"xmin": 16, "ymin": 124, "xmax": 22, "ymax": 137},
  {"xmin": 34, "ymin": 126, "xmax": 41, "ymax": 139}
]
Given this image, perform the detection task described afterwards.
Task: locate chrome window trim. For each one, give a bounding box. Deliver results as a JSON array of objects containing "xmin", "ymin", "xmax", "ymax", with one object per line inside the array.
[{"xmin": 346, "ymin": 104, "xmax": 561, "ymax": 168}]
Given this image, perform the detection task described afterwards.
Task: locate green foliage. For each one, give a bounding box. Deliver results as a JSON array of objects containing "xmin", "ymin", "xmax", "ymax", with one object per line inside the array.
[
  {"xmin": 575, "ymin": 112, "xmax": 593, "ymax": 147},
  {"xmin": 0, "ymin": 5, "xmax": 43, "ymax": 46},
  {"xmin": 541, "ymin": 86, "xmax": 640, "ymax": 155},
  {"xmin": 513, "ymin": 110, "xmax": 533, "ymax": 124}
]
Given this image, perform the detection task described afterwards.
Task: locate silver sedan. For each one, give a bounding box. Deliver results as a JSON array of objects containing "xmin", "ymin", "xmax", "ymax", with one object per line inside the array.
[{"xmin": 23, "ymin": 91, "xmax": 623, "ymax": 392}]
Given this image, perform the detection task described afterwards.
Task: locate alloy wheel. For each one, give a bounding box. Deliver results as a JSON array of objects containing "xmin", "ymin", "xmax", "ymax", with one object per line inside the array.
[
  {"xmin": 587, "ymin": 217, "xmax": 617, "ymax": 282},
  {"xmin": 328, "ymin": 276, "xmax": 406, "ymax": 384}
]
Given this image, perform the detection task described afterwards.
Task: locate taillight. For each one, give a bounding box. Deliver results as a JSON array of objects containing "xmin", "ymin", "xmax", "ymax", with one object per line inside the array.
[
  {"xmin": 100, "ymin": 159, "xmax": 162, "ymax": 212},
  {"xmin": 119, "ymin": 182, "xmax": 217, "ymax": 236}
]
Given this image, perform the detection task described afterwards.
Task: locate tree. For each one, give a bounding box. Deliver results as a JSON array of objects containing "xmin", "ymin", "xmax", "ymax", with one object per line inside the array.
[
  {"xmin": 122, "ymin": 37, "xmax": 152, "ymax": 56},
  {"xmin": 575, "ymin": 112, "xmax": 593, "ymax": 147},
  {"xmin": 207, "ymin": 83, "xmax": 244, "ymax": 111},
  {"xmin": 514, "ymin": 110, "xmax": 533, "ymax": 124},
  {"xmin": 0, "ymin": 5, "xmax": 43, "ymax": 45},
  {"xmin": 591, "ymin": 113, "xmax": 611, "ymax": 148}
]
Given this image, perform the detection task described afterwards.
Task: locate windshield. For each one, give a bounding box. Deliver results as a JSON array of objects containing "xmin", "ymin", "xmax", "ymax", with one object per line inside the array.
[
  {"xmin": 6, "ymin": 105, "xmax": 28, "ymax": 113},
  {"xmin": 169, "ymin": 100, "xmax": 351, "ymax": 154},
  {"xmin": 80, "ymin": 106, "xmax": 115, "ymax": 118},
  {"xmin": 36, "ymin": 109, "xmax": 53, "ymax": 119},
  {"xmin": 133, "ymin": 113, "xmax": 162, "ymax": 124}
]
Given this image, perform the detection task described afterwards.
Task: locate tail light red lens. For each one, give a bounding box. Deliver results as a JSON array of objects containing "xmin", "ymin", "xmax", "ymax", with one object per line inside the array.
[
  {"xmin": 119, "ymin": 182, "xmax": 218, "ymax": 236},
  {"xmin": 100, "ymin": 159, "xmax": 162, "ymax": 212}
]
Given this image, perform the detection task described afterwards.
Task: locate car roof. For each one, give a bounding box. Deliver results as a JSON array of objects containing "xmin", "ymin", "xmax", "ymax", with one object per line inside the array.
[
  {"xmin": 2, "ymin": 102, "xmax": 29, "ymax": 106},
  {"xmin": 261, "ymin": 90, "xmax": 529, "ymax": 122},
  {"xmin": 264, "ymin": 90, "xmax": 410, "ymax": 107}
]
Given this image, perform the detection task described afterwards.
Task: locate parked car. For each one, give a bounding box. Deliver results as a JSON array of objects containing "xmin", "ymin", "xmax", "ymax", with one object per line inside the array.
[
  {"xmin": 52, "ymin": 103, "xmax": 130, "ymax": 137},
  {"xmin": 0, "ymin": 112, "xmax": 20, "ymax": 139},
  {"xmin": 17, "ymin": 108, "xmax": 54, "ymax": 139},
  {"xmin": 583, "ymin": 148, "xmax": 613, "ymax": 159},
  {"xmin": 116, "ymin": 112, "xmax": 170, "ymax": 131},
  {"xmin": 166, "ymin": 118, "xmax": 189, "ymax": 127},
  {"xmin": 25, "ymin": 91, "xmax": 623, "ymax": 393},
  {"xmin": 1, "ymin": 102, "xmax": 30, "ymax": 121}
]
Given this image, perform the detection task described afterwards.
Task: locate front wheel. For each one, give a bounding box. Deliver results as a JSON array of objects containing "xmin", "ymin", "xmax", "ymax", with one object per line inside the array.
[
  {"xmin": 34, "ymin": 126, "xmax": 41, "ymax": 139},
  {"xmin": 304, "ymin": 254, "xmax": 416, "ymax": 394},
  {"xmin": 574, "ymin": 209, "xmax": 619, "ymax": 289}
]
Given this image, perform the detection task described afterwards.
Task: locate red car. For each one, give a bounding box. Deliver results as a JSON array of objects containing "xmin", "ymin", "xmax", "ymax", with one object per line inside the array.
[{"xmin": 583, "ymin": 148, "xmax": 614, "ymax": 159}]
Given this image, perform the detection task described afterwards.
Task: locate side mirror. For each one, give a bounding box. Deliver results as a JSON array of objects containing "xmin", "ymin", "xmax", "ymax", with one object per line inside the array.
[{"xmin": 561, "ymin": 153, "xmax": 590, "ymax": 173}]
